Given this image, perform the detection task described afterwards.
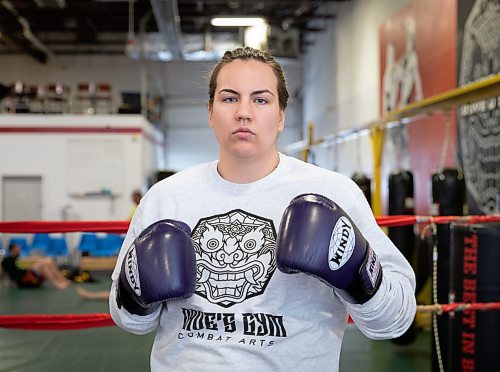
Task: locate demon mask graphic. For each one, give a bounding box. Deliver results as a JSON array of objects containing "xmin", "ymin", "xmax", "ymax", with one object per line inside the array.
[{"xmin": 191, "ymin": 210, "xmax": 277, "ymax": 308}]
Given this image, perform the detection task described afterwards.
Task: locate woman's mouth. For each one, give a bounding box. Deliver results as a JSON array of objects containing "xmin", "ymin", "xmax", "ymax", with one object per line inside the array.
[{"xmin": 233, "ymin": 128, "xmax": 254, "ymax": 138}]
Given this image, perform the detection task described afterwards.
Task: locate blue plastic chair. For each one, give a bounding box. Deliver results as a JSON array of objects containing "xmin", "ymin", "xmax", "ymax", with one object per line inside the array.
[
  {"xmin": 110, "ymin": 234, "xmax": 125, "ymax": 255},
  {"xmin": 47, "ymin": 237, "xmax": 68, "ymax": 257},
  {"xmin": 78, "ymin": 233, "xmax": 99, "ymax": 256},
  {"xmin": 94, "ymin": 234, "xmax": 123, "ymax": 257},
  {"xmin": 31, "ymin": 233, "xmax": 51, "ymax": 255},
  {"xmin": 8, "ymin": 237, "xmax": 30, "ymax": 257}
]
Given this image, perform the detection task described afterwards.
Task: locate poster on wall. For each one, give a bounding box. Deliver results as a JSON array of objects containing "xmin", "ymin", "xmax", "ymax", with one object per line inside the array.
[
  {"xmin": 457, "ymin": 0, "xmax": 500, "ymax": 215},
  {"xmin": 379, "ymin": 0, "xmax": 457, "ymax": 215}
]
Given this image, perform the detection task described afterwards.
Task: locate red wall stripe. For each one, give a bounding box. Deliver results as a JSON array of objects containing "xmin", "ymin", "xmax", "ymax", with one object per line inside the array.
[
  {"xmin": 0, "ymin": 126, "xmax": 142, "ymax": 133},
  {"xmin": 0, "ymin": 126, "xmax": 164, "ymax": 145}
]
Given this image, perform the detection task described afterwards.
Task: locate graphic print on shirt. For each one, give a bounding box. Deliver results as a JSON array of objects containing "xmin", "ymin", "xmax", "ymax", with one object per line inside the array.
[{"xmin": 191, "ymin": 209, "xmax": 277, "ymax": 308}]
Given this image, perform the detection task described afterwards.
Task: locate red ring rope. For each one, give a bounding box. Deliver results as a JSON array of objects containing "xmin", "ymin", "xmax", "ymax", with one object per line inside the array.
[
  {"xmin": 0, "ymin": 313, "xmax": 115, "ymax": 330},
  {"xmin": 417, "ymin": 302, "xmax": 500, "ymax": 313},
  {"xmin": 1, "ymin": 214, "xmax": 499, "ymax": 330},
  {"xmin": 0, "ymin": 215, "xmax": 498, "ymax": 233},
  {"xmin": 0, "ymin": 220, "xmax": 129, "ymax": 234}
]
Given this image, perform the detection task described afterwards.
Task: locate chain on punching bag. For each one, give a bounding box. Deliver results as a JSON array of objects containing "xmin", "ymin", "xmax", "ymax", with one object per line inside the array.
[
  {"xmin": 351, "ymin": 172, "xmax": 372, "ymax": 207},
  {"xmin": 389, "ymin": 169, "xmax": 417, "ymax": 345},
  {"xmin": 430, "ymin": 168, "xmax": 465, "ymax": 372}
]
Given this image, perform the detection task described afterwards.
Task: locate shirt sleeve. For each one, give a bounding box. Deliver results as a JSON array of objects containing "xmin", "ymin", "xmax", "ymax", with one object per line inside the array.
[
  {"xmin": 108, "ymin": 280, "xmax": 162, "ymax": 334},
  {"xmin": 335, "ymin": 180, "xmax": 416, "ymax": 339},
  {"xmin": 108, "ymin": 194, "xmax": 163, "ymax": 333}
]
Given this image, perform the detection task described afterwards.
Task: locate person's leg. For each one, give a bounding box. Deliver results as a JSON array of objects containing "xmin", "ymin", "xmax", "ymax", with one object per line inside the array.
[
  {"xmin": 41, "ymin": 258, "xmax": 72, "ymax": 288},
  {"xmin": 31, "ymin": 258, "xmax": 71, "ymax": 289},
  {"xmin": 76, "ymin": 287, "xmax": 110, "ymax": 300}
]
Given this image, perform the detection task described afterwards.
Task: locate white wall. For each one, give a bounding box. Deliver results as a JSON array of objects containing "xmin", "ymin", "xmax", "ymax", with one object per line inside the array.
[
  {"xmin": 301, "ymin": 0, "xmax": 410, "ymax": 175},
  {"xmin": 0, "ymin": 114, "xmax": 162, "ymax": 221}
]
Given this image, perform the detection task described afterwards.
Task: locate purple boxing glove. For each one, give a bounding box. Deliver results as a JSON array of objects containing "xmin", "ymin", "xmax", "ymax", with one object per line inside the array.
[
  {"xmin": 276, "ymin": 194, "xmax": 382, "ymax": 304},
  {"xmin": 118, "ymin": 219, "xmax": 197, "ymax": 315}
]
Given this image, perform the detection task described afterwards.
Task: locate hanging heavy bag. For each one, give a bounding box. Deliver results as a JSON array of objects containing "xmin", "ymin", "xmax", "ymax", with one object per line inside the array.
[
  {"xmin": 351, "ymin": 172, "xmax": 372, "ymax": 208},
  {"xmin": 388, "ymin": 169, "xmax": 417, "ymax": 345},
  {"xmin": 388, "ymin": 170, "xmax": 415, "ymax": 262},
  {"xmin": 448, "ymin": 222, "xmax": 500, "ymax": 372},
  {"xmin": 430, "ymin": 168, "xmax": 465, "ymax": 372}
]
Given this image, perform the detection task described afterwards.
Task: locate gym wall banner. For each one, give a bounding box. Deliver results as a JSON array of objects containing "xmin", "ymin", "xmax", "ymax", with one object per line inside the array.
[
  {"xmin": 379, "ymin": 0, "xmax": 457, "ymax": 216},
  {"xmin": 457, "ymin": 0, "xmax": 500, "ymax": 215}
]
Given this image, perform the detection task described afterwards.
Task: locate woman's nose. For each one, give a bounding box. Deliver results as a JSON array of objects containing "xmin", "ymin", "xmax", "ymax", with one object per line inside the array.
[{"xmin": 236, "ymin": 99, "xmax": 252, "ymax": 121}]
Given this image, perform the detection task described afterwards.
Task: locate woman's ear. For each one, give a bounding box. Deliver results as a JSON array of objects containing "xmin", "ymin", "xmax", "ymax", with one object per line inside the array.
[
  {"xmin": 208, "ymin": 103, "xmax": 214, "ymax": 128},
  {"xmin": 278, "ymin": 109, "xmax": 285, "ymax": 132}
]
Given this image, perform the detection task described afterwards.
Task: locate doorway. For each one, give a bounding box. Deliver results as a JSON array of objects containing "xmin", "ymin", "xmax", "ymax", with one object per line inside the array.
[{"xmin": 2, "ymin": 176, "xmax": 42, "ymax": 220}]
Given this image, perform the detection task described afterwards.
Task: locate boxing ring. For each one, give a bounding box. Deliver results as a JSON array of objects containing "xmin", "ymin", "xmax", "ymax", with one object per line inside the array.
[{"xmin": 0, "ymin": 215, "xmax": 499, "ymax": 372}]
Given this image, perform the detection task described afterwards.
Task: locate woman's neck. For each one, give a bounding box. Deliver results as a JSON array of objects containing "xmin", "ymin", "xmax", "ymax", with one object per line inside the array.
[{"xmin": 217, "ymin": 151, "xmax": 280, "ymax": 184}]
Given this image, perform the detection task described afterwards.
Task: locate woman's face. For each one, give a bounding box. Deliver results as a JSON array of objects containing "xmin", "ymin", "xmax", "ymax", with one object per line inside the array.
[{"xmin": 209, "ymin": 59, "xmax": 285, "ymax": 162}]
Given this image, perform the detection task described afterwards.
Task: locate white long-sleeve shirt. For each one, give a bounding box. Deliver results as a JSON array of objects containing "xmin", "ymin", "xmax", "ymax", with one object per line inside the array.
[{"xmin": 109, "ymin": 153, "xmax": 416, "ymax": 371}]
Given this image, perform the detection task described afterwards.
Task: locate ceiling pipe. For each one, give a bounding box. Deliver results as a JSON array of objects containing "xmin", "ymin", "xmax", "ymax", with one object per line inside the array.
[
  {"xmin": 0, "ymin": 33, "xmax": 47, "ymax": 63},
  {"xmin": 149, "ymin": 0, "xmax": 184, "ymax": 60},
  {"xmin": 1, "ymin": 0, "xmax": 55, "ymax": 63}
]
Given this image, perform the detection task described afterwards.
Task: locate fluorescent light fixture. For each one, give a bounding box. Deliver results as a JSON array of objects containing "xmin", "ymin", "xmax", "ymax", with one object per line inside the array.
[
  {"xmin": 211, "ymin": 17, "xmax": 266, "ymax": 27},
  {"xmin": 244, "ymin": 23, "xmax": 268, "ymax": 50}
]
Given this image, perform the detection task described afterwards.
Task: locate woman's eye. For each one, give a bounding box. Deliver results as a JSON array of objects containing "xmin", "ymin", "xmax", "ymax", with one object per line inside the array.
[
  {"xmin": 254, "ymin": 98, "xmax": 268, "ymax": 104},
  {"xmin": 222, "ymin": 97, "xmax": 237, "ymax": 103}
]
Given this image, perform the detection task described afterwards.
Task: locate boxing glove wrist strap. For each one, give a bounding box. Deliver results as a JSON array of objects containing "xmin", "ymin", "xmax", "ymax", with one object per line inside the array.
[
  {"xmin": 117, "ymin": 277, "xmax": 160, "ymax": 316},
  {"xmin": 337, "ymin": 245, "xmax": 383, "ymax": 304}
]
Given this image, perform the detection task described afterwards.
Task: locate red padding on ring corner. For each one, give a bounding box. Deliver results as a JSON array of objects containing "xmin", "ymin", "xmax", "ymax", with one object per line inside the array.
[{"xmin": 0, "ymin": 313, "xmax": 115, "ymax": 330}]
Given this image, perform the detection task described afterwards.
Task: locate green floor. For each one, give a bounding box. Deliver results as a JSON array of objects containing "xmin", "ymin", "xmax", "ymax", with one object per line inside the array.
[{"xmin": 0, "ymin": 272, "xmax": 431, "ymax": 371}]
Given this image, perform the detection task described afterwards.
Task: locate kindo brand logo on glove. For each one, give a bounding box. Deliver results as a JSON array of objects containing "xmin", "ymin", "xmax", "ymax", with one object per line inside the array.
[
  {"xmin": 328, "ymin": 217, "xmax": 355, "ymax": 270},
  {"xmin": 125, "ymin": 245, "xmax": 142, "ymax": 296}
]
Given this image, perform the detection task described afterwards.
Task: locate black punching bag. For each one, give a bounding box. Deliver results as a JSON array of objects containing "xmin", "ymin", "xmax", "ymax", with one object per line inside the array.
[
  {"xmin": 351, "ymin": 172, "xmax": 372, "ymax": 207},
  {"xmin": 388, "ymin": 170, "xmax": 415, "ymax": 261},
  {"xmin": 388, "ymin": 170, "xmax": 417, "ymax": 345},
  {"xmin": 431, "ymin": 168, "xmax": 465, "ymax": 372},
  {"xmin": 448, "ymin": 223, "xmax": 500, "ymax": 372},
  {"xmin": 431, "ymin": 168, "xmax": 465, "ymax": 216}
]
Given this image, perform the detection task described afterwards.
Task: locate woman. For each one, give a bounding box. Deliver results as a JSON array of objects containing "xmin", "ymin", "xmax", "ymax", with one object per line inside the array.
[{"xmin": 109, "ymin": 47, "xmax": 416, "ymax": 371}]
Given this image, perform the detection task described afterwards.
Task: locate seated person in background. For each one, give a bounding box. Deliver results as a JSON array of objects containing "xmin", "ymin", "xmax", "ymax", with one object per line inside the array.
[{"xmin": 1, "ymin": 243, "xmax": 71, "ymax": 289}]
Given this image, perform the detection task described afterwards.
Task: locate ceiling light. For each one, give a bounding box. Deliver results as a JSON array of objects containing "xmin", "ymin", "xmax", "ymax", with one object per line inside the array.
[{"xmin": 210, "ymin": 17, "xmax": 266, "ymax": 27}]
